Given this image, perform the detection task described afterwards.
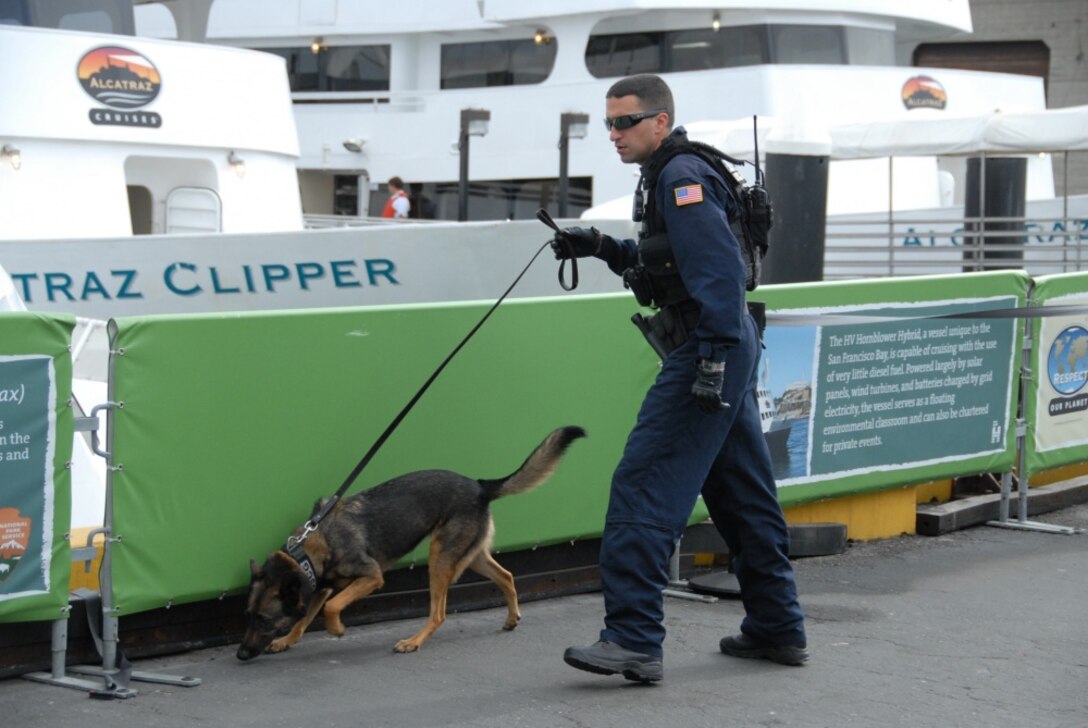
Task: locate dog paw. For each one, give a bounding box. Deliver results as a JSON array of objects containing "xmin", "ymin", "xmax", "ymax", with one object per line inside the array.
[
  {"xmin": 502, "ymin": 618, "xmax": 520, "ymax": 631},
  {"xmin": 325, "ymin": 621, "xmax": 345, "ymax": 638},
  {"xmin": 393, "ymin": 639, "xmax": 421, "ymax": 653},
  {"xmin": 268, "ymin": 638, "xmax": 292, "ymax": 654}
]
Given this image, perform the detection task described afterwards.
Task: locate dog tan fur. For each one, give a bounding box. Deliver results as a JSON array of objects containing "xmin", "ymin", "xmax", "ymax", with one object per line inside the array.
[{"xmin": 236, "ymin": 426, "xmax": 585, "ymax": 660}]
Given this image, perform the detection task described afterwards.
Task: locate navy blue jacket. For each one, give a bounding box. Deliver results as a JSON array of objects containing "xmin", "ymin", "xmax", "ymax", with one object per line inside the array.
[{"xmin": 597, "ymin": 128, "xmax": 747, "ymax": 364}]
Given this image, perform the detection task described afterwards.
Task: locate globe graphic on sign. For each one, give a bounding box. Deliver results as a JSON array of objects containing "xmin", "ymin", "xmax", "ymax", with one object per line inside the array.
[{"xmin": 1047, "ymin": 325, "xmax": 1088, "ymax": 395}]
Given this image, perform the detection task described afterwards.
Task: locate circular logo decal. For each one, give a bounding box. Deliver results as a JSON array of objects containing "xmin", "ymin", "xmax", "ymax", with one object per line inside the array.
[
  {"xmin": 1047, "ymin": 325, "xmax": 1088, "ymax": 395},
  {"xmin": 77, "ymin": 46, "xmax": 161, "ymax": 109},
  {"xmin": 901, "ymin": 75, "xmax": 947, "ymax": 110}
]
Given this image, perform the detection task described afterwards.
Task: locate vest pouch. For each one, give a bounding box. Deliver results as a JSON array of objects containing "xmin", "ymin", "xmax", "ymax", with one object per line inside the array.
[
  {"xmin": 636, "ymin": 232, "xmax": 691, "ymax": 307},
  {"xmin": 622, "ymin": 265, "xmax": 655, "ymax": 307}
]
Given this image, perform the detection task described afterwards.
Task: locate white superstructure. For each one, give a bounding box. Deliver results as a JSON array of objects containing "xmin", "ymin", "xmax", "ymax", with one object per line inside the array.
[
  {"xmin": 182, "ymin": 0, "xmax": 1048, "ymax": 218},
  {"xmin": 0, "ymin": 23, "xmax": 302, "ymax": 240}
]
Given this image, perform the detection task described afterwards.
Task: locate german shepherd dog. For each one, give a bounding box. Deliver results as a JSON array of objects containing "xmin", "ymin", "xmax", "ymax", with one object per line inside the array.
[{"xmin": 236, "ymin": 426, "xmax": 585, "ymax": 660}]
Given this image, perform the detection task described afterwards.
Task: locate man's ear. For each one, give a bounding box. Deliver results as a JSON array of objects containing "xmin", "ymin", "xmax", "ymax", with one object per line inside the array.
[{"xmin": 654, "ymin": 112, "xmax": 671, "ymax": 138}]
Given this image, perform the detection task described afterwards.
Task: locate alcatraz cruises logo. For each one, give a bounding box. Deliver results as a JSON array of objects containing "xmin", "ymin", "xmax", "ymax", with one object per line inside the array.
[
  {"xmin": 902, "ymin": 75, "xmax": 947, "ymax": 110},
  {"xmin": 77, "ymin": 46, "xmax": 162, "ymax": 128}
]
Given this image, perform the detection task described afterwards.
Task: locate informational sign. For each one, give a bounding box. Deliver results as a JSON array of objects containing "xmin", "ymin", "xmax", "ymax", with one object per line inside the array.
[
  {"xmin": 761, "ymin": 297, "xmax": 1018, "ymax": 486},
  {"xmin": 1031, "ymin": 290, "xmax": 1088, "ymax": 462},
  {"xmin": 0, "ymin": 356, "xmax": 56, "ymax": 601}
]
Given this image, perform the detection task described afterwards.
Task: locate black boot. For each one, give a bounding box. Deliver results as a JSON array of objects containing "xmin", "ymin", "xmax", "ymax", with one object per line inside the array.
[
  {"xmin": 563, "ymin": 640, "xmax": 663, "ymax": 683},
  {"xmin": 720, "ymin": 633, "xmax": 809, "ymax": 666}
]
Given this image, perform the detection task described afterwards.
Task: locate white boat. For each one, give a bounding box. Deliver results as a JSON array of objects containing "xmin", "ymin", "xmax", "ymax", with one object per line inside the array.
[
  {"xmin": 167, "ymin": 0, "xmax": 1073, "ymax": 226},
  {"xmin": 2, "ymin": 0, "xmax": 1086, "ymax": 322}
]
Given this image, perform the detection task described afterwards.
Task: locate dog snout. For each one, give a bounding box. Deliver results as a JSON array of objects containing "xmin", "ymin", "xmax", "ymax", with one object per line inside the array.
[{"xmin": 236, "ymin": 632, "xmax": 270, "ymax": 661}]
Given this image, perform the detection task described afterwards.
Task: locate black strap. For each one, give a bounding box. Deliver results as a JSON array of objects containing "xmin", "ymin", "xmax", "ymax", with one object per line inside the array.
[
  {"xmin": 302, "ymin": 239, "xmax": 555, "ymax": 532},
  {"xmin": 558, "ymin": 249, "xmax": 579, "ymax": 291}
]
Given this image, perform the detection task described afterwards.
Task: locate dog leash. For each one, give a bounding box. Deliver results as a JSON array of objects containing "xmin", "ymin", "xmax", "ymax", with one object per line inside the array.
[
  {"xmin": 287, "ymin": 227, "xmax": 560, "ymax": 554},
  {"xmin": 536, "ymin": 208, "xmax": 580, "ymax": 291}
]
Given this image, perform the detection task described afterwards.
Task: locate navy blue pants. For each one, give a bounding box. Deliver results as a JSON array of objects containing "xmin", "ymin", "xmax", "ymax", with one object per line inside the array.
[{"xmin": 598, "ymin": 314, "xmax": 805, "ymax": 657}]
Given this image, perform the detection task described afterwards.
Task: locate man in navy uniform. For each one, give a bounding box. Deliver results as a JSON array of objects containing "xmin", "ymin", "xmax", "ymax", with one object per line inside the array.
[{"xmin": 556, "ymin": 74, "xmax": 807, "ymax": 683}]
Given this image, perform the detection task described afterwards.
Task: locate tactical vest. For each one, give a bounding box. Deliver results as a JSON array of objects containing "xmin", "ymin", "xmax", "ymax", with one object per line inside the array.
[
  {"xmin": 623, "ymin": 130, "xmax": 771, "ymax": 309},
  {"xmin": 623, "ymin": 131, "xmax": 770, "ymax": 356}
]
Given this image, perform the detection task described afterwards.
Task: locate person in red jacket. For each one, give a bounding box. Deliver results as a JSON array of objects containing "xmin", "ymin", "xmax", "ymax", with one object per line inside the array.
[{"xmin": 381, "ymin": 176, "xmax": 411, "ymax": 218}]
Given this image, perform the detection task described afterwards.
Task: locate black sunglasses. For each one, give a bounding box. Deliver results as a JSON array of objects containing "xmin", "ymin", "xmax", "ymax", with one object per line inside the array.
[{"xmin": 603, "ymin": 109, "xmax": 666, "ymax": 132}]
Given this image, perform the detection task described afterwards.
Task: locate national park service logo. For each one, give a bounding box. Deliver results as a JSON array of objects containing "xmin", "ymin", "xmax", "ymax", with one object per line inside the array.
[
  {"xmin": 902, "ymin": 75, "xmax": 947, "ymax": 110},
  {"xmin": 0, "ymin": 507, "xmax": 31, "ymax": 584},
  {"xmin": 77, "ymin": 45, "xmax": 163, "ymax": 127}
]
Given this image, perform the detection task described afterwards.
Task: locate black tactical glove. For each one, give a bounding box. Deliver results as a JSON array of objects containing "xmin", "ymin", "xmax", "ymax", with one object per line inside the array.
[
  {"xmin": 550, "ymin": 226, "xmax": 602, "ymax": 260},
  {"xmin": 692, "ymin": 359, "xmax": 729, "ymax": 413}
]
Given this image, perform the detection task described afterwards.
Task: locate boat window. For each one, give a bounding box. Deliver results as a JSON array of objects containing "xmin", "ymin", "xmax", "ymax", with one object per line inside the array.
[
  {"xmin": 25, "ymin": 0, "xmax": 134, "ymax": 34},
  {"xmin": 587, "ymin": 23, "xmax": 867, "ymax": 77},
  {"xmin": 0, "ymin": 0, "xmax": 29, "ymax": 25},
  {"xmin": 325, "ymin": 46, "xmax": 391, "ymax": 91},
  {"xmin": 668, "ymin": 26, "xmax": 768, "ymax": 71},
  {"xmin": 127, "ymin": 186, "xmax": 153, "ymax": 235},
  {"xmin": 165, "ymin": 187, "xmax": 222, "ymax": 235},
  {"xmin": 361, "ymin": 177, "xmax": 591, "ymax": 221},
  {"xmin": 845, "ymin": 27, "xmax": 895, "ymax": 66},
  {"xmin": 441, "ymin": 38, "xmax": 557, "ymax": 89},
  {"xmin": 771, "ymin": 25, "xmax": 845, "ymax": 64},
  {"xmin": 584, "ymin": 33, "xmax": 660, "ymax": 78},
  {"xmin": 260, "ymin": 45, "xmax": 391, "ymax": 92}
]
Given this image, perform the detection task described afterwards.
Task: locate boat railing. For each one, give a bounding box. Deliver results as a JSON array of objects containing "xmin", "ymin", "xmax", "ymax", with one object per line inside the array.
[
  {"xmin": 823, "ymin": 212, "xmax": 1086, "ymax": 279},
  {"xmin": 304, "ymin": 214, "xmax": 445, "ymax": 228},
  {"xmin": 291, "ymin": 91, "xmax": 426, "ymax": 111}
]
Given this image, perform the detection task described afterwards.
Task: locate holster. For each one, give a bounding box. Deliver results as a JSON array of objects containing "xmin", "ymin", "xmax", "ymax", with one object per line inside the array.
[
  {"xmin": 631, "ymin": 300, "xmax": 768, "ymax": 358},
  {"xmin": 631, "ymin": 301, "xmax": 700, "ymax": 358}
]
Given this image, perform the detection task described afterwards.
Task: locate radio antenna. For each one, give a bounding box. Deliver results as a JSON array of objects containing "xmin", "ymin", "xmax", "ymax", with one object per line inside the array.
[{"xmin": 752, "ymin": 115, "xmax": 764, "ymax": 186}]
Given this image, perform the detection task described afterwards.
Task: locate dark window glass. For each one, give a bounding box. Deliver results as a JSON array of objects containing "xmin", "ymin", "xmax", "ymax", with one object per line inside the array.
[
  {"xmin": 370, "ymin": 178, "xmax": 591, "ymax": 222},
  {"xmin": 260, "ymin": 45, "xmax": 390, "ymax": 92},
  {"xmin": 29, "ymin": 0, "xmax": 133, "ymax": 34},
  {"xmin": 586, "ymin": 32, "xmax": 660, "ymax": 78},
  {"xmin": 845, "ymin": 27, "xmax": 894, "ymax": 65},
  {"xmin": 771, "ymin": 24, "xmax": 845, "ymax": 64},
  {"xmin": 325, "ymin": 45, "xmax": 390, "ymax": 91},
  {"xmin": 668, "ymin": 26, "xmax": 768, "ymax": 71},
  {"xmin": 0, "ymin": 0, "xmax": 28, "ymax": 25},
  {"xmin": 441, "ymin": 38, "xmax": 557, "ymax": 89},
  {"xmin": 587, "ymin": 23, "xmax": 853, "ymax": 77}
]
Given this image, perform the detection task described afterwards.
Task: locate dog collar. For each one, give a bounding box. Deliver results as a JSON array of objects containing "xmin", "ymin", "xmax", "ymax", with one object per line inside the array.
[{"xmin": 284, "ymin": 542, "xmax": 318, "ymax": 591}]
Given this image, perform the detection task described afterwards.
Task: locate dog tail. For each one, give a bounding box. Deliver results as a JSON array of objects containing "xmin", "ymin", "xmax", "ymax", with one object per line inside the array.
[{"xmin": 480, "ymin": 426, "xmax": 586, "ymax": 500}]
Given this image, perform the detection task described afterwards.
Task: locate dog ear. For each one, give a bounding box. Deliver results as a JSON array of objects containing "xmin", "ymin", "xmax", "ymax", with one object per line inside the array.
[{"xmin": 268, "ymin": 551, "xmax": 310, "ymax": 613}]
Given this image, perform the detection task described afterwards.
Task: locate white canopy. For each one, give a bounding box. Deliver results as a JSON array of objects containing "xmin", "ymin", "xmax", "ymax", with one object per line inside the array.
[
  {"xmin": 583, "ymin": 105, "xmax": 1088, "ymax": 219},
  {"xmin": 683, "ymin": 105, "xmax": 1088, "ymax": 163},
  {"xmin": 830, "ymin": 105, "xmax": 1088, "ymax": 159}
]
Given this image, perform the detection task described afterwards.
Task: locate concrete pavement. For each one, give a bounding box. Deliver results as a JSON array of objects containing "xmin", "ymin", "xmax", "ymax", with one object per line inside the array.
[{"xmin": 2, "ymin": 504, "xmax": 1086, "ymax": 728}]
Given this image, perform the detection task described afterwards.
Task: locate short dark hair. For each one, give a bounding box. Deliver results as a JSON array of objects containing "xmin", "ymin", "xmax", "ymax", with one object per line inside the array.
[
  {"xmin": 606, "ymin": 74, "xmax": 674, "ymax": 129},
  {"xmin": 388, "ymin": 176, "xmax": 404, "ymax": 189}
]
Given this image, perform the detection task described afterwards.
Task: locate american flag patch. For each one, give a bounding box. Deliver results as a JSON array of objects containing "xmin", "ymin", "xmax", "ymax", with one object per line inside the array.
[{"xmin": 674, "ymin": 184, "xmax": 704, "ymax": 206}]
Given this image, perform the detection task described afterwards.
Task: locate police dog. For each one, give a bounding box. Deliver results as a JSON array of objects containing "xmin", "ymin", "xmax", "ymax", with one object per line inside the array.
[{"xmin": 236, "ymin": 426, "xmax": 585, "ymax": 660}]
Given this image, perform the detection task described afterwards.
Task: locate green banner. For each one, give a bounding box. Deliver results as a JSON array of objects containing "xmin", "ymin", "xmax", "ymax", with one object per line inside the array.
[
  {"xmin": 107, "ymin": 295, "xmax": 708, "ymax": 615},
  {"xmin": 751, "ymin": 271, "xmax": 1028, "ymax": 506},
  {"xmin": 0, "ymin": 313, "xmax": 73, "ymax": 623},
  {"xmin": 1025, "ymin": 272, "xmax": 1088, "ymax": 475}
]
